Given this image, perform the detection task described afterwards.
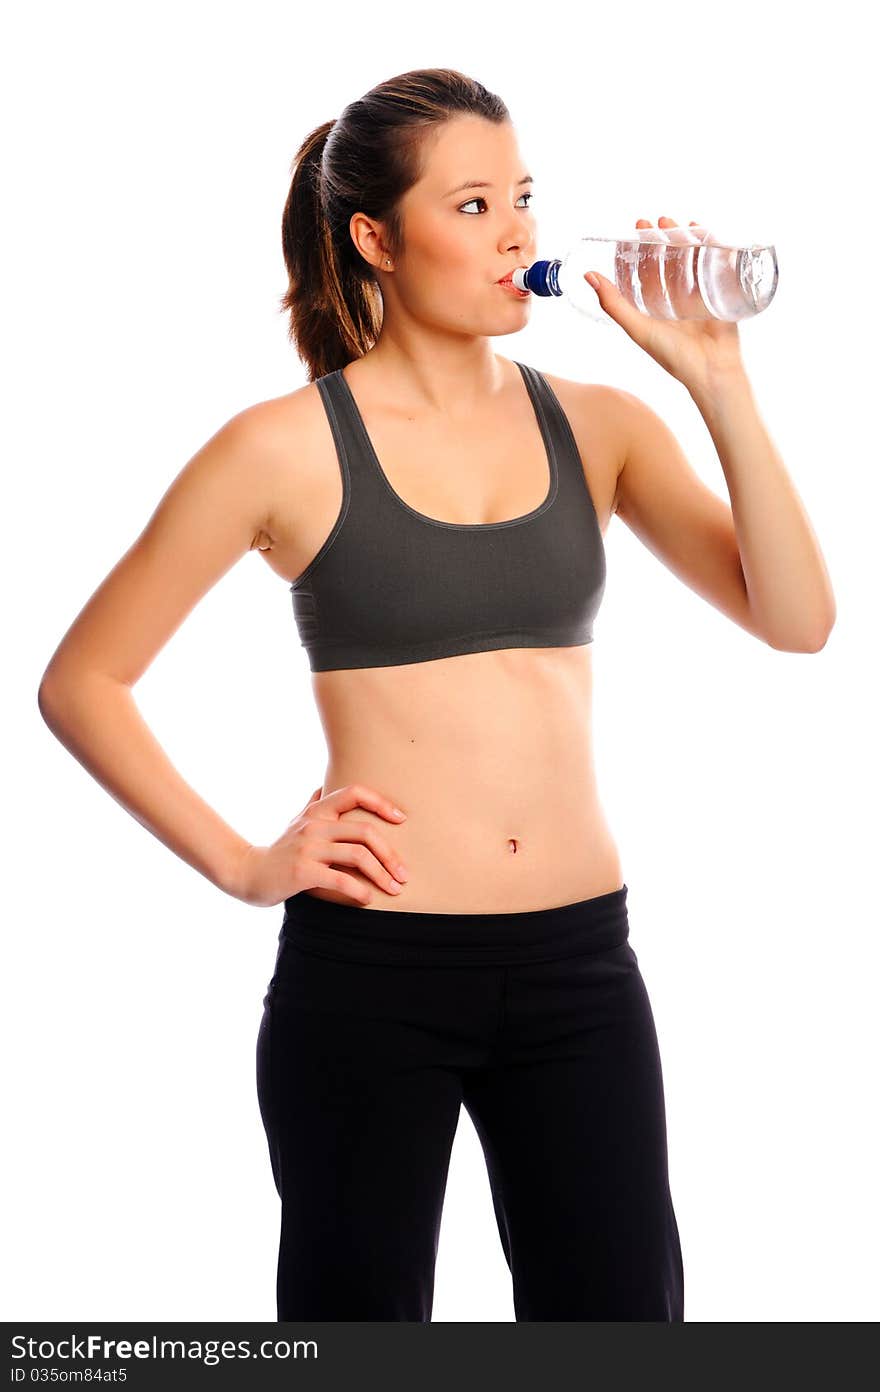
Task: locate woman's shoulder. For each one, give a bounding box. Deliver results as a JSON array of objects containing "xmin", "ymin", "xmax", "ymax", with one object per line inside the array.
[
  {"xmin": 228, "ymin": 378, "xmax": 346, "ymax": 563},
  {"xmin": 519, "ymin": 359, "xmax": 622, "ymax": 416},
  {"xmin": 232, "ymin": 378, "xmax": 335, "ymax": 490},
  {"xmin": 235, "ymin": 376, "xmax": 324, "ymax": 435}
]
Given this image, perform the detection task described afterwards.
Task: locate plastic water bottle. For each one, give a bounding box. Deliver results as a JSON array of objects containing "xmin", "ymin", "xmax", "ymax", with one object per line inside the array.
[{"xmin": 512, "ymin": 225, "xmax": 778, "ymax": 325}]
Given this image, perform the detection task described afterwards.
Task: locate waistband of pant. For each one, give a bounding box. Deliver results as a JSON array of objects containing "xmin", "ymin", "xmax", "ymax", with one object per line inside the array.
[{"xmin": 280, "ymin": 884, "xmax": 630, "ymax": 966}]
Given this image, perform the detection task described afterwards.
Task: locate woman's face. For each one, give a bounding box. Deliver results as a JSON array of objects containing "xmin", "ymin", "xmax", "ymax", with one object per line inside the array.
[{"xmin": 356, "ymin": 115, "xmax": 539, "ymax": 335}]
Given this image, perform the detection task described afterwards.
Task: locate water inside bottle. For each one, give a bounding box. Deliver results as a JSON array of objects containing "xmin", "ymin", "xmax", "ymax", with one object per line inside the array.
[{"xmin": 611, "ymin": 229, "xmax": 777, "ymax": 321}]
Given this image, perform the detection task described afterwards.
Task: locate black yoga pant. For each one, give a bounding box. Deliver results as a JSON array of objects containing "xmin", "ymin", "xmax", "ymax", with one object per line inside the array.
[{"xmin": 255, "ymin": 882, "xmax": 684, "ymax": 1321}]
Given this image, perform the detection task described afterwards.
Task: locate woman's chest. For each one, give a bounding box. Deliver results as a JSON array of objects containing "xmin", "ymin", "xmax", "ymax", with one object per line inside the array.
[{"xmin": 256, "ymin": 375, "xmax": 622, "ymax": 587}]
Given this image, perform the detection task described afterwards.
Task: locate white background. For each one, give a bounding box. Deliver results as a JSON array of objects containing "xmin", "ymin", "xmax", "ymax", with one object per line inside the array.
[{"xmin": 4, "ymin": 0, "xmax": 877, "ymax": 1322}]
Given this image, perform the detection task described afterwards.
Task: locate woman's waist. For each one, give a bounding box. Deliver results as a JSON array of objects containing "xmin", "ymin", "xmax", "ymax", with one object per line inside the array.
[
  {"xmin": 323, "ymin": 730, "xmax": 598, "ymax": 806},
  {"xmin": 305, "ymin": 777, "xmax": 622, "ymax": 914}
]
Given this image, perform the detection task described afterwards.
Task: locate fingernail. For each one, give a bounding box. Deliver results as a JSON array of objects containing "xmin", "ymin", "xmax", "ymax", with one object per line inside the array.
[
  {"xmin": 392, "ymin": 806, "xmax": 406, "ymax": 819},
  {"xmin": 396, "ymin": 865, "xmax": 408, "ymax": 881}
]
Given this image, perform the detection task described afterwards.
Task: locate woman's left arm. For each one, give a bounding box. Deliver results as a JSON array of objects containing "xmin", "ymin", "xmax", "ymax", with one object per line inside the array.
[
  {"xmin": 587, "ymin": 215, "xmax": 836, "ymax": 653},
  {"xmin": 686, "ymin": 367, "xmax": 836, "ymax": 651}
]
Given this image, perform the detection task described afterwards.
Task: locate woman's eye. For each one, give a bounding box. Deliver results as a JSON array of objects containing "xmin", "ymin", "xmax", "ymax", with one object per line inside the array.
[{"xmin": 459, "ymin": 193, "xmax": 534, "ymax": 214}]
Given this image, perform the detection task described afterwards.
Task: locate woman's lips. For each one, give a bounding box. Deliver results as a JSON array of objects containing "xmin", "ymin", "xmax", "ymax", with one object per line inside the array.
[{"xmin": 497, "ymin": 276, "xmax": 530, "ymax": 297}]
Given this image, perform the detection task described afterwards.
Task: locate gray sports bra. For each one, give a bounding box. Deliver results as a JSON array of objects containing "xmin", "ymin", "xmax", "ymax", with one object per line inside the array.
[{"xmin": 290, "ymin": 361, "xmax": 606, "ymax": 672}]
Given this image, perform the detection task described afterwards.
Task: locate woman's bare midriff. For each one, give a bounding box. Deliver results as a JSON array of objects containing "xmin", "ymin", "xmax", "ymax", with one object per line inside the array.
[
  {"xmin": 255, "ymin": 353, "xmax": 626, "ymax": 914},
  {"xmin": 302, "ymin": 642, "xmax": 624, "ymax": 913}
]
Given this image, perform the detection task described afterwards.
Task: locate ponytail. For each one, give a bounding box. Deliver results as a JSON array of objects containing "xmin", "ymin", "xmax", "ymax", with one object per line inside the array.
[{"xmin": 279, "ymin": 118, "xmax": 383, "ymax": 381}]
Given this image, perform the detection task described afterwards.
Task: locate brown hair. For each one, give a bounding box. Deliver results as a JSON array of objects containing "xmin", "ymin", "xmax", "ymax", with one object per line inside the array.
[{"xmin": 279, "ymin": 68, "xmax": 510, "ymax": 382}]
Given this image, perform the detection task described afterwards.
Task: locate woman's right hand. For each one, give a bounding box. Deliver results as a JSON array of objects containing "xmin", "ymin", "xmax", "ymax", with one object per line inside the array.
[{"xmin": 229, "ymin": 783, "xmax": 409, "ymax": 908}]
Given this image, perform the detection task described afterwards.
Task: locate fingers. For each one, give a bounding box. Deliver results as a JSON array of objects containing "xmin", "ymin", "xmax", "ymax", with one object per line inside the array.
[
  {"xmin": 306, "ymin": 863, "xmax": 377, "ymax": 907},
  {"xmin": 302, "ymin": 783, "xmax": 409, "ymax": 905},
  {"xmin": 635, "ymin": 217, "xmax": 697, "ymax": 226},
  {"xmin": 637, "ymin": 216, "xmax": 707, "ymax": 242},
  {"xmin": 329, "ymin": 820, "xmax": 408, "ymax": 884},
  {"xmin": 313, "ymin": 836, "xmax": 407, "ymax": 899},
  {"xmin": 323, "ymin": 782, "xmax": 407, "ymax": 823}
]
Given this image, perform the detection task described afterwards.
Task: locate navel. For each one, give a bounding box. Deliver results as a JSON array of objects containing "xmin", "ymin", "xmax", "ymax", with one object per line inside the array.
[{"xmin": 507, "ymin": 837, "xmax": 519, "ymax": 855}]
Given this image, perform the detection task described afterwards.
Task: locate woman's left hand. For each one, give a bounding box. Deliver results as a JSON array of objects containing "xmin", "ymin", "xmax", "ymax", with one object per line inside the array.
[{"xmin": 586, "ymin": 216, "xmax": 746, "ymax": 391}]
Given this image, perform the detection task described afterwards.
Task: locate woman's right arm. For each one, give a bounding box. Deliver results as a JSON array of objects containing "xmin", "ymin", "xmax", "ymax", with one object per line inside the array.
[
  {"xmin": 37, "ymin": 398, "xmax": 410, "ymax": 908},
  {"xmin": 37, "ymin": 404, "xmax": 282, "ymax": 898}
]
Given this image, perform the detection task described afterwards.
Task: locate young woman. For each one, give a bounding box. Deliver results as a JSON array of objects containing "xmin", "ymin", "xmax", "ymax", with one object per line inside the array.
[{"xmin": 38, "ymin": 68, "xmax": 835, "ymax": 1322}]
